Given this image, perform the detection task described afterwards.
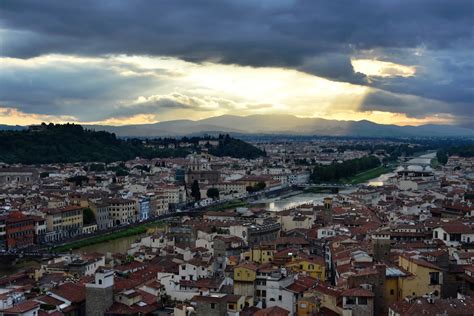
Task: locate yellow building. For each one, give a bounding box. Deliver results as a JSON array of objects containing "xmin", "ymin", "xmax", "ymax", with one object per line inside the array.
[
  {"xmin": 383, "ymin": 266, "xmax": 408, "ymax": 307},
  {"xmin": 286, "ymin": 257, "xmax": 326, "ymax": 281},
  {"xmin": 234, "ymin": 263, "xmax": 257, "ymax": 282},
  {"xmin": 233, "ymin": 263, "xmax": 257, "ymax": 297},
  {"xmin": 242, "ymin": 245, "xmax": 275, "ymax": 264},
  {"xmin": 45, "ymin": 205, "xmax": 83, "ymax": 238},
  {"xmin": 226, "ymin": 295, "xmax": 246, "ymax": 314},
  {"xmin": 398, "ymin": 255, "xmax": 443, "ymax": 298},
  {"xmin": 297, "ymin": 295, "xmax": 319, "ymax": 316}
]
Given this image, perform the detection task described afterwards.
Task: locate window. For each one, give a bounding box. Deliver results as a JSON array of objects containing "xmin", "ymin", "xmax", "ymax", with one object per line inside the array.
[
  {"xmin": 346, "ymin": 297, "xmax": 356, "ymax": 305},
  {"xmin": 429, "ymin": 272, "xmax": 440, "ymax": 285},
  {"xmin": 390, "ymin": 289, "xmax": 394, "ymax": 295},
  {"xmin": 358, "ymin": 297, "xmax": 367, "ymax": 305},
  {"xmin": 228, "ymin": 304, "xmax": 234, "ymax": 309},
  {"xmin": 443, "ymin": 233, "xmax": 447, "ymax": 241},
  {"xmin": 210, "ymin": 303, "xmax": 215, "ymax": 309},
  {"xmin": 278, "ymin": 295, "xmax": 282, "ymax": 301},
  {"xmin": 434, "ymin": 231, "xmax": 438, "ymax": 239}
]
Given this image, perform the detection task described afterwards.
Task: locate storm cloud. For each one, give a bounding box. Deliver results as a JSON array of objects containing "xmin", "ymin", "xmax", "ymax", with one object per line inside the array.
[{"xmin": 0, "ymin": 0, "xmax": 472, "ymax": 124}]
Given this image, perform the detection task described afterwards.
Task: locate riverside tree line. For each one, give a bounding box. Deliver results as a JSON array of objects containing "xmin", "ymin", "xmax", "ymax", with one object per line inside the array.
[{"xmin": 310, "ymin": 155, "xmax": 381, "ymax": 183}]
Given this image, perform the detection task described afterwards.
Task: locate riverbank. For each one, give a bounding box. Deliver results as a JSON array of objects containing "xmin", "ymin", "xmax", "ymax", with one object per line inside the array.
[
  {"xmin": 53, "ymin": 221, "xmax": 165, "ymax": 253},
  {"xmin": 206, "ymin": 199, "xmax": 249, "ymax": 211},
  {"xmin": 341, "ymin": 165, "xmax": 394, "ymax": 184}
]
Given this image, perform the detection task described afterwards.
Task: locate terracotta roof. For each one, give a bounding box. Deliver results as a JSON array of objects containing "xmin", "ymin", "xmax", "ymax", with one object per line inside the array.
[
  {"xmin": 1, "ymin": 300, "xmax": 39, "ymax": 313},
  {"xmin": 437, "ymin": 222, "xmax": 473, "ymax": 234},
  {"xmin": 389, "ymin": 296, "xmax": 474, "ymax": 316},
  {"xmin": 35, "ymin": 295, "xmax": 65, "ymax": 306},
  {"xmin": 235, "ymin": 262, "xmax": 258, "ymax": 271},
  {"xmin": 49, "ymin": 282, "xmax": 86, "ymax": 303},
  {"xmin": 254, "ymin": 306, "xmax": 290, "ymax": 316}
]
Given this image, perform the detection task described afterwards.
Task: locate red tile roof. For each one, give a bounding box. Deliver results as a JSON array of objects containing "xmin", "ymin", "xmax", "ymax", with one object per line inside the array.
[
  {"xmin": 49, "ymin": 282, "xmax": 86, "ymax": 303},
  {"xmin": 1, "ymin": 300, "xmax": 39, "ymax": 313},
  {"xmin": 254, "ymin": 306, "xmax": 290, "ymax": 316}
]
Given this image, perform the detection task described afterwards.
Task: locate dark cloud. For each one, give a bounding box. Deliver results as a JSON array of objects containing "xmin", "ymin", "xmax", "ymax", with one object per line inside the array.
[
  {"xmin": 0, "ymin": 57, "xmax": 163, "ymax": 120},
  {"xmin": 0, "ymin": 0, "xmax": 473, "ymax": 123},
  {"xmin": 1, "ymin": 1, "xmax": 472, "ymax": 75}
]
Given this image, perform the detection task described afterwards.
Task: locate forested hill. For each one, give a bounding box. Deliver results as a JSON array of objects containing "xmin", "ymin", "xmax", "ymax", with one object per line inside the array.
[
  {"xmin": 0, "ymin": 124, "xmax": 265, "ymax": 164},
  {"xmin": 208, "ymin": 134, "xmax": 266, "ymax": 159}
]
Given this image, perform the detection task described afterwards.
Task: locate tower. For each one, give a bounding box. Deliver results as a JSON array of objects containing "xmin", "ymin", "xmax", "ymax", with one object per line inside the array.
[
  {"xmin": 86, "ymin": 269, "xmax": 114, "ymax": 316},
  {"xmin": 371, "ymin": 233, "xmax": 391, "ymax": 262},
  {"xmin": 322, "ymin": 197, "xmax": 333, "ymax": 226}
]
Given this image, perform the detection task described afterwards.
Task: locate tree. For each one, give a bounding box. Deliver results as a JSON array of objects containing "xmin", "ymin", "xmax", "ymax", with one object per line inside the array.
[
  {"xmin": 66, "ymin": 175, "xmax": 89, "ymax": 186},
  {"xmin": 83, "ymin": 207, "xmax": 96, "ymax": 225},
  {"xmin": 246, "ymin": 182, "xmax": 267, "ymax": 193},
  {"xmin": 191, "ymin": 180, "xmax": 201, "ymax": 201},
  {"xmin": 255, "ymin": 181, "xmax": 266, "ymax": 191},
  {"xmin": 436, "ymin": 150, "xmax": 449, "ymax": 165},
  {"xmin": 207, "ymin": 188, "xmax": 220, "ymax": 200},
  {"xmin": 115, "ymin": 167, "xmax": 129, "ymax": 177}
]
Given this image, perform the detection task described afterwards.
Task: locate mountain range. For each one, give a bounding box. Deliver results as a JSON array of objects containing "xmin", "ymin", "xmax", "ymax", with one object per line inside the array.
[{"xmin": 2, "ymin": 115, "xmax": 474, "ymax": 137}]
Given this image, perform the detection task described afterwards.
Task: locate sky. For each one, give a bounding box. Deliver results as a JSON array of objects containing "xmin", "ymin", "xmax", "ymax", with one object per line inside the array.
[{"xmin": 0, "ymin": 1, "xmax": 473, "ymax": 127}]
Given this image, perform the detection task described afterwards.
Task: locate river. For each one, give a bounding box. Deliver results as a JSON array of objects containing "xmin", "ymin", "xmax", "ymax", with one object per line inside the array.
[
  {"xmin": 368, "ymin": 152, "xmax": 436, "ymax": 187},
  {"xmin": 251, "ymin": 188, "xmax": 354, "ymax": 212},
  {"xmin": 72, "ymin": 233, "xmax": 144, "ymax": 255}
]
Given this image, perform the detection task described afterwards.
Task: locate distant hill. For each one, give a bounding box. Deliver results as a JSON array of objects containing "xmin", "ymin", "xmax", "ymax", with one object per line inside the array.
[
  {"xmin": 80, "ymin": 114, "xmax": 474, "ymax": 137},
  {"xmin": 1, "ymin": 115, "xmax": 473, "ymax": 138},
  {"xmin": 0, "ymin": 124, "xmax": 264, "ymax": 164},
  {"xmin": 0, "ymin": 124, "xmax": 26, "ymax": 131}
]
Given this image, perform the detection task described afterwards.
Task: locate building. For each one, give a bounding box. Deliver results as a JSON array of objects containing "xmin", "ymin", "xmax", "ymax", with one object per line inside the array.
[
  {"xmin": 247, "ymin": 222, "xmax": 281, "ymax": 247},
  {"xmin": 286, "ymin": 257, "xmax": 326, "ymax": 281},
  {"xmin": 0, "ymin": 216, "xmax": 6, "ymax": 250},
  {"xmin": 233, "ymin": 263, "xmax": 257, "ymax": 297},
  {"xmin": 85, "ymin": 269, "xmax": 114, "ymax": 316},
  {"xmin": 5, "ymin": 211, "xmax": 34, "ymax": 250},
  {"xmin": 433, "ymin": 221, "xmax": 474, "ymax": 246},
  {"xmin": 138, "ymin": 196, "xmax": 150, "ymax": 221},
  {"xmin": 45, "ymin": 205, "xmax": 84, "ymax": 240},
  {"xmin": 0, "ymin": 168, "xmax": 38, "ymax": 186},
  {"xmin": 89, "ymin": 200, "xmax": 112, "ymax": 230},
  {"xmin": 341, "ymin": 287, "xmax": 375, "ymax": 316},
  {"xmin": 191, "ymin": 295, "xmax": 228, "ymax": 316},
  {"xmin": 398, "ymin": 255, "xmax": 443, "ymax": 298},
  {"xmin": 106, "ymin": 198, "xmax": 138, "ymax": 226}
]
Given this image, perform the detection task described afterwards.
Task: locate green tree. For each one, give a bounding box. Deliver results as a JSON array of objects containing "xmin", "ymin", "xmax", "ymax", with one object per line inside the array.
[
  {"xmin": 207, "ymin": 188, "xmax": 220, "ymax": 200},
  {"xmin": 436, "ymin": 150, "xmax": 448, "ymax": 165},
  {"xmin": 255, "ymin": 181, "xmax": 266, "ymax": 191},
  {"xmin": 115, "ymin": 168, "xmax": 129, "ymax": 177},
  {"xmin": 89, "ymin": 163, "xmax": 105, "ymax": 172},
  {"xmin": 83, "ymin": 207, "xmax": 96, "ymax": 225},
  {"xmin": 191, "ymin": 180, "xmax": 201, "ymax": 201},
  {"xmin": 66, "ymin": 175, "xmax": 89, "ymax": 186}
]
